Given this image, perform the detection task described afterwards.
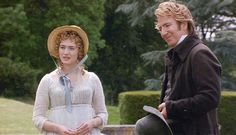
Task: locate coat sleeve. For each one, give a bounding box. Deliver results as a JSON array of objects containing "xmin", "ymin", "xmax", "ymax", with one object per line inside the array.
[{"xmin": 166, "ymin": 45, "xmax": 221, "ymax": 120}]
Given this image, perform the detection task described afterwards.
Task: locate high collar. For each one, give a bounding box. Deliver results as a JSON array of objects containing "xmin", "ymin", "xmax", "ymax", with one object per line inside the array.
[{"xmin": 168, "ymin": 34, "xmax": 202, "ymax": 62}]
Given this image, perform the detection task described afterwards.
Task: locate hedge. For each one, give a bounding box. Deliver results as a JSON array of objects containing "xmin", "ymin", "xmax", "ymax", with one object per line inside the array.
[{"xmin": 119, "ymin": 90, "xmax": 236, "ymax": 135}]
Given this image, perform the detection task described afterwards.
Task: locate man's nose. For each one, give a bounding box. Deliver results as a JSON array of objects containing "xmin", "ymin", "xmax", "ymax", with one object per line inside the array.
[{"xmin": 160, "ymin": 28, "xmax": 168, "ymax": 36}]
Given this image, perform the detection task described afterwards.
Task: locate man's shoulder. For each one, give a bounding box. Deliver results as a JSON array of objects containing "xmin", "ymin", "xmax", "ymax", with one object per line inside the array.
[{"xmin": 190, "ymin": 43, "xmax": 212, "ymax": 55}]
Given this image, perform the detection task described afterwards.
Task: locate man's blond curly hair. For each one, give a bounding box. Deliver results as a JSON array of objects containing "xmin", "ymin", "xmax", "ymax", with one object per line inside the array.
[{"xmin": 155, "ymin": 1, "xmax": 196, "ymax": 34}]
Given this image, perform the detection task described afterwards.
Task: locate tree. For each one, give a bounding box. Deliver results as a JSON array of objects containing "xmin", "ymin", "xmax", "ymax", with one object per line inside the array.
[
  {"xmin": 116, "ymin": 0, "xmax": 236, "ymax": 40},
  {"xmin": 90, "ymin": 0, "xmax": 166, "ymax": 104},
  {"xmin": 187, "ymin": 0, "xmax": 236, "ymax": 40},
  {"xmin": 0, "ymin": 3, "xmax": 32, "ymax": 58},
  {"xmin": 116, "ymin": 0, "xmax": 236, "ymax": 90},
  {"xmin": 0, "ymin": 0, "xmax": 106, "ymax": 72},
  {"xmin": 209, "ymin": 30, "xmax": 236, "ymax": 89},
  {"xmin": 23, "ymin": 0, "xmax": 106, "ymax": 72},
  {"xmin": 0, "ymin": 0, "xmax": 106, "ymax": 97}
]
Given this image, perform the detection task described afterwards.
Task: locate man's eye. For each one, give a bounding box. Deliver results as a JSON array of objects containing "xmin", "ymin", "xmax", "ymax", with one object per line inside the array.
[{"xmin": 165, "ymin": 24, "xmax": 170, "ymax": 27}]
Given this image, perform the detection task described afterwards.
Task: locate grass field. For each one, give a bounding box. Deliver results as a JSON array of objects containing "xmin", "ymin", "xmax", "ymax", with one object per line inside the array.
[{"xmin": 0, "ymin": 97, "xmax": 119, "ymax": 134}]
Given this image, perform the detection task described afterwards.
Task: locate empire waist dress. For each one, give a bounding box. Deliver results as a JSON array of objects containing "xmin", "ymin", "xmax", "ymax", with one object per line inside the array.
[{"xmin": 32, "ymin": 69, "xmax": 108, "ymax": 135}]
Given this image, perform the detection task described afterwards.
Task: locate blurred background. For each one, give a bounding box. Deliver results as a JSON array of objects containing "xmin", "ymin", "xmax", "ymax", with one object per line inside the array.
[{"xmin": 0, "ymin": 0, "xmax": 236, "ymax": 105}]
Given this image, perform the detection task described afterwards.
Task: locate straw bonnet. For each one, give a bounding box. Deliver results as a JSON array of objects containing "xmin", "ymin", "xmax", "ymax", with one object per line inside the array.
[
  {"xmin": 47, "ymin": 25, "xmax": 89, "ymax": 58},
  {"xmin": 135, "ymin": 105, "xmax": 173, "ymax": 135}
]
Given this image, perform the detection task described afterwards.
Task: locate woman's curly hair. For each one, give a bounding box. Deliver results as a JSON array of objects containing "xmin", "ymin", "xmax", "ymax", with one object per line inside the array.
[{"xmin": 55, "ymin": 30, "xmax": 84, "ymax": 61}]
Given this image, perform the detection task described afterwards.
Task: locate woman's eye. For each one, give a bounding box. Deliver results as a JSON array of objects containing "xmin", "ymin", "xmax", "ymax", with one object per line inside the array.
[
  {"xmin": 69, "ymin": 47, "xmax": 75, "ymax": 51},
  {"xmin": 60, "ymin": 46, "xmax": 65, "ymax": 49}
]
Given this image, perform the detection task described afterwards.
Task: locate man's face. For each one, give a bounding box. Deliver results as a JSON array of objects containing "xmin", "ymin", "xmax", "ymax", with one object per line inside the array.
[{"xmin": 156, "ymin": 16, "xmax": 188, "ymax": 47}]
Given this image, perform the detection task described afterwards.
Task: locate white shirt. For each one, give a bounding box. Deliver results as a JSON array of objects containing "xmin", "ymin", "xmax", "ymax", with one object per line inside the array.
[{"xmin": 175, "ymin": 35, "xmax": 188, "ymax": 47}]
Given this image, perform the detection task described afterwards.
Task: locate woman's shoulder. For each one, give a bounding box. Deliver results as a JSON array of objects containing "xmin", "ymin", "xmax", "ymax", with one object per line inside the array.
[
  {"xmin": 84, "ymin": 71, "xmax": 100, "ymax": 80},
  {"xmin": 41, "ymin": 69, "xmax": 58, "ymax": 81}
]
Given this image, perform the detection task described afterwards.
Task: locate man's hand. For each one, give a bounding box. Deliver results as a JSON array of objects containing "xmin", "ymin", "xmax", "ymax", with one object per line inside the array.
[{"xmin": 158, "ymin": 102, "xmax": 168, "ymax": 119}]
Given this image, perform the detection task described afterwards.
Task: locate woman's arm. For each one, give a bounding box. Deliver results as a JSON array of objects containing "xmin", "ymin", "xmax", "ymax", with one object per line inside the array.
[{"xmin": 91, "ymin": 73, "xmax": 108, "ymax": 128}]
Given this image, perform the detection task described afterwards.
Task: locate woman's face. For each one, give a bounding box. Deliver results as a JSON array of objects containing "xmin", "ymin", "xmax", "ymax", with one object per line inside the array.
[{"xmin": 59, "ymin": 39, "xmax": 79, "ymax": 67}]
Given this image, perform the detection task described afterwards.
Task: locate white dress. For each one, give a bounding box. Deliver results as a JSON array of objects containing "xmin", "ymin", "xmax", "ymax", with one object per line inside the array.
[{"xmin": 32, "ymin": 69, "xmax": 108, "ymax": 135}]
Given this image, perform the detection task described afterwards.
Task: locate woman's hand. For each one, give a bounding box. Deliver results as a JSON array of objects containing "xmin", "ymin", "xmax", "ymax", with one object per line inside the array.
[
  {"xmin": 56, "ymin": 124, "xmax": 77, "ymax": 135},
  {"xmin": 43, "ymin": 121, "xmax": 77, "ymax": 135},
  {"xmin": 75, "ymin": 120, "xmax": 94, "ymax": 135}
]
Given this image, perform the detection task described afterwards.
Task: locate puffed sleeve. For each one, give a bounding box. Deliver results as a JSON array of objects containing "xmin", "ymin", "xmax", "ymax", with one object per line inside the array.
[
  {"xmin": 91, "ymin": 73, "xmax": 108, "ymax": 128},
  {"xmin": 32, "ymin": 74, "xmax": 50, "ymax": 132}
]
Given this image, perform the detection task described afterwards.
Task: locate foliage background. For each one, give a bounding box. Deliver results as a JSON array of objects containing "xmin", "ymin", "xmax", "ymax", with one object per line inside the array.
[
  {"xmin": 0, "ymin": 0, "xmax": 235, "ymax": 105},
  {"xmin": 118, "ymin": 91, "xmax": 236, "ymax": 135}
]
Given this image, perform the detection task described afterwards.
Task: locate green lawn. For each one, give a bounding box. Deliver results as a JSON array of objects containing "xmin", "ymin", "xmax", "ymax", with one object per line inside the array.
[
  {"xmin": 107, "ymin": 105, "xmax": 120, "ymax": 124},
  {"xmin": 0, "ymin": 97, "xmax": 119, "ymax": 134}
]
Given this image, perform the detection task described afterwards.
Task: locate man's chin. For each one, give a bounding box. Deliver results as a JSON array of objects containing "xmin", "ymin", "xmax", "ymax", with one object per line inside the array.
[{"xmin": 167, "ymin": 43, "xmax": 176, "ymax": 48}]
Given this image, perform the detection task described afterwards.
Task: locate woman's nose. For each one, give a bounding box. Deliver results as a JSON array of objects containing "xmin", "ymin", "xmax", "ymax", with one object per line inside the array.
[{"xmin": 63, "ymin": 47, "xmax": 70, "ymax": 54}]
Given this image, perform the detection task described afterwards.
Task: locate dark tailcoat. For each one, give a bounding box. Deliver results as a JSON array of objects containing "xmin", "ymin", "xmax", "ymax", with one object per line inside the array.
[{"xmin": 161, "ymin": 34, "xmax": 222, "ymax": 135}]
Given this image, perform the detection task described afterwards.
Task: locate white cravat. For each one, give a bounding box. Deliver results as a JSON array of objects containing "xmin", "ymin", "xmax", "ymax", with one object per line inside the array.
[{"xmin": 176, "ymin": 35, "xmax": 188, "ymax": 47}]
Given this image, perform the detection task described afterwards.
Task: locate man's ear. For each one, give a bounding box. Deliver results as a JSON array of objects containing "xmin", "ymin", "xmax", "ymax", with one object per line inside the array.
[{"xmin": 180, "ymin": 21, "xmax": 188, "ymax": 32}]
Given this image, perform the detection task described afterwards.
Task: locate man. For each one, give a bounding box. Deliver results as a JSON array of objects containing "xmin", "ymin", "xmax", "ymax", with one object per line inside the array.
[{"xmin": 135, "ymin": 1, "xmax": 221, "ymax": 135}]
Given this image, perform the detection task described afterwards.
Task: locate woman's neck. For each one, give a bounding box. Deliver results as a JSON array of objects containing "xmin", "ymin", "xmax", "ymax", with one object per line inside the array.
[{"xmin": 61, "ymin": 63, "xmax": 77, "ymax": 74}]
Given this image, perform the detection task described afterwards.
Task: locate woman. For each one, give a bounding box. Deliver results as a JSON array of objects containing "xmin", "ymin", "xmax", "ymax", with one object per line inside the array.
[{"xmin": 33, "ymin": 25, "xmax": 108, "ymax": 135}]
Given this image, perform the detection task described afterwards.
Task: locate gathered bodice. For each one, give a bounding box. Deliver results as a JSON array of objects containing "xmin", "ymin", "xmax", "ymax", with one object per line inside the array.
[
  {"xmin": 32, "ymin": 68, "xmax": 108, "ymax": 134},
  {"xmin": 48, "ymin": 70, "xmax": 94, "ymax": 108}
]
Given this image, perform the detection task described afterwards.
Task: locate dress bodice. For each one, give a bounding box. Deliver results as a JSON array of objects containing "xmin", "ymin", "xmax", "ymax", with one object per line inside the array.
[
  {"xmin": 48, "ymin": 70, "xmax": 94, "ymax": 108},
  {"xmin": 32, "ymin": 69, "xmax": 108, "ymax": 135}
]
